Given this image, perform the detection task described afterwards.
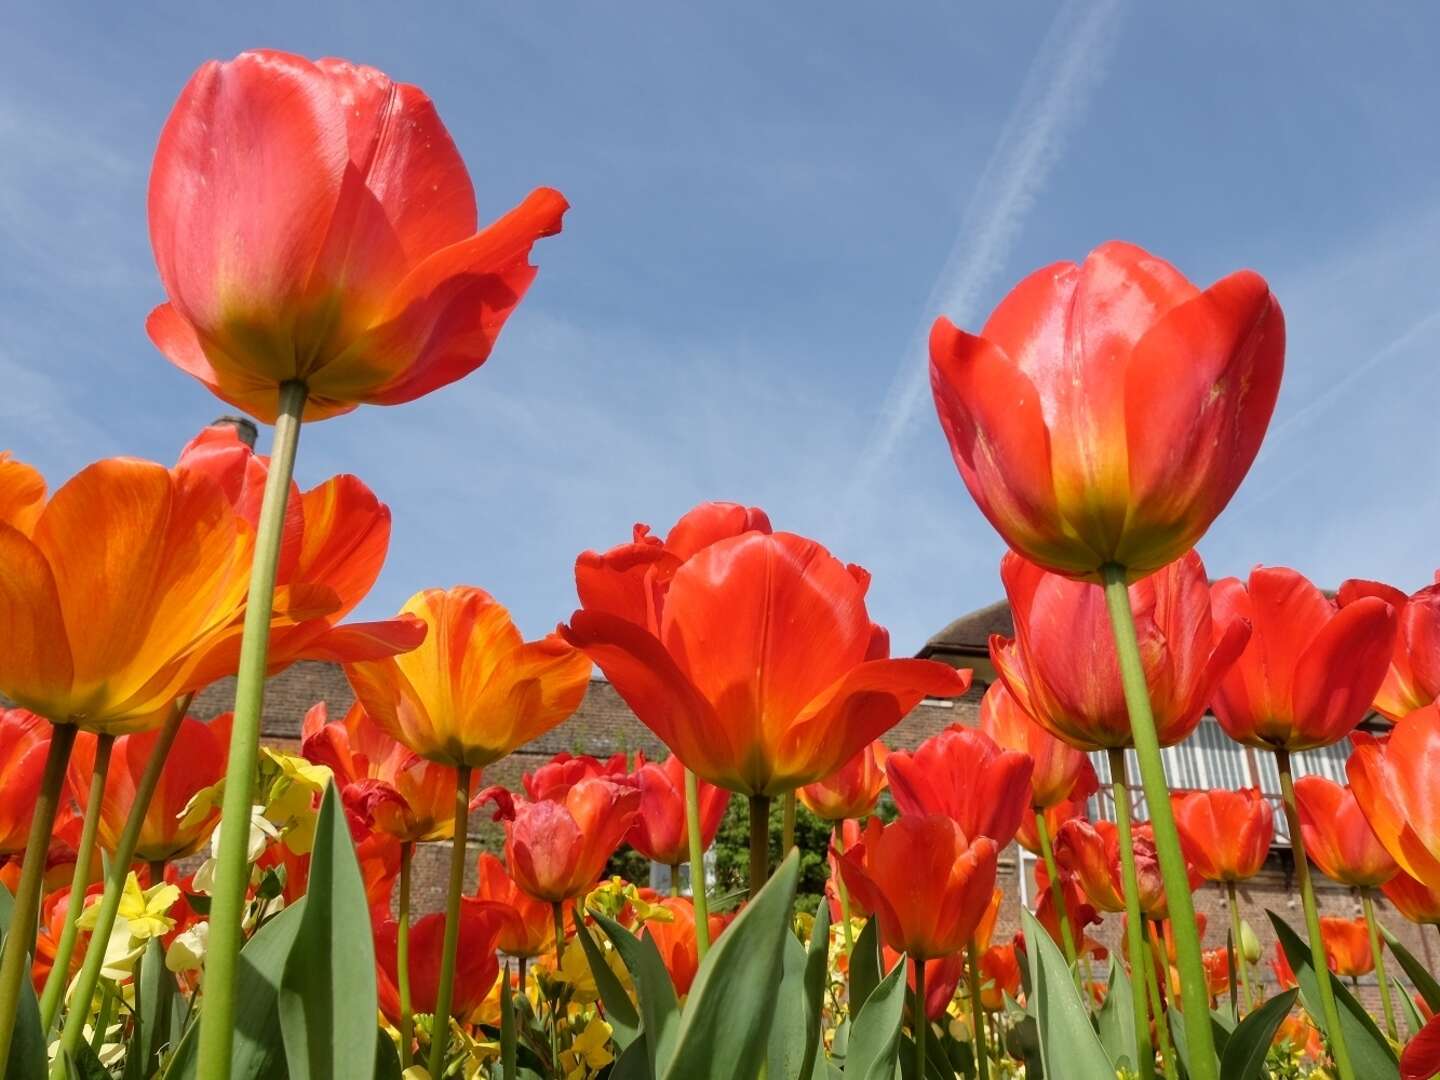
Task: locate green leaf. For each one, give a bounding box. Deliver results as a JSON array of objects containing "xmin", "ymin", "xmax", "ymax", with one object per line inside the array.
[
  {"xmin": 574, "ymin": 914, "xmax": 641, "ymax": 1049},
  {"xmin": 849, "ymin": 916, "xmax": 883, "ymax": 1020},
  {"xmin": 610, "ymin": 1037, "xmax": 653, "ymax": 1080},
  {"xmin": 1219, "ymin": 989, "xmax": 1298, "ymax": 1080},
  {"xmin": 125, "ymin": 938, "xmax": 180, "ymax": 1080},
  {"xmin": 660, "ymin": 850, "xmax": 800, "ymax": 1080},
  {"xmin": 1382, "ymin": 925, "xmax": 1440, "ymax": 1013},
  {"xmin": 1021, "ymin": 909, "xmax": 1116, "ymax": 1079},
  {"xmin": 1095, "ymin": 960, "xmax": 1135, "ymax": 1070},
  {"xmin": 61, "ymin": 1039, "xmax": 110, "ymax": 1080},
  {"xmin": 164, "ymin": 896, "xmax": 307, "ymax": 1079},
  {"xmin": 590, "ymin": 907, "xmax": 680, "ymax": 1072},
  {"xmin": 279, "ymin": 782, "xmax": 377, "ymax": 1080},
  {"xmin": 500, "ymin": 956, "xmax": 518, "ymax": 1078},
  {"xmin": 1398, "ymin": 977, "xmax": 1426, "ymax": 1041},
  {"xmin": 798, "ymin": 900, "xmax": 831, "ymax": 1080},
  {"xmin": 845, "ymin": 957, "xmax": 908, "ymax": 1080},
  {"xmin": 767, "ymin": 932, "xmax": 811, "ymax": 1080},
  {"xmin": 1268, "ymin": 911, "xmax": 1398, "ymax": 1079},
  {"xmin": 7, "ymin": 964, "xmax": 46, "ymax": 1080},
  {"xmin": 374, "ymin": 1031, "xmax": 403, "ymax": 1080}
]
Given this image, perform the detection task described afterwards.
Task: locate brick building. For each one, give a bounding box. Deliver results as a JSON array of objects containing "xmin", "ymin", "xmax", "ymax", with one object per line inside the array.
[{"xmin": 195, "ymin": 594, "xmax": 1437, "ymax": 1009}]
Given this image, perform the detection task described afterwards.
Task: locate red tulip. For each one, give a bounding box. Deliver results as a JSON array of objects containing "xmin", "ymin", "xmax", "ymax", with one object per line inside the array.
[
  {"xmin": 882, "ymin": 948, "xmax": 966, "ymax": 1021},
  {"xmin": 836, "ymin": 814, "xmax": 998, "ymax": 960},
  {"xmin": 1199, "ymin": 947, "xmax": 1231, "ymax": 999},
  {"xmin": 1402, "ymin": 1012, "xmax": 1440, "ymax": 1080},
  {"xmin": 489, "ymin": 779, "xmax": 642, "ymax": 903},
  {"xmin": 979, "ymin": 943, "xmax": 1023, "ymax": 1011},
  {"xmin": 885, "ymin": 727, "xmax": 1033, "ymax": 847},
  {"xmin": 1348, "ymin": 704, "xmax": 1440, "ymax": 890},
  {"xmin": 1171, "ymin": 787, "xmax": 1274, "ymax": 883},
  {"xmin": 523, "ymin": 752, "xmax": 630, "ymax": 803},
  {"xmin": 468, "ymin": 853, "xmax": 563, "ymax": 960},
  {"xmin": 1271, "ymin": 940, "xmax": 1300, "ymax": 990},
  {"xmin": 994, "ymin": 549, "xmax": 1249, "ymax": 751},
  {"xmin": 0, "ymin": 709, "xmax": 61, "ymax": 854},
  {"xmin": 148, "ymin": 50, "xmax": 565, "ymax": 422},
  {"xmin": 566, "ymin": 525, "xmax": 969, "ymax": 796},
  {"xmin": 827, "ymin": 819, "xmax": 869, "ymax": 920},
  {"xmin": 1032, "ymin": 858, "xmax": 1107, "ymax": 961},
  {"xmin": 1383, "ymin": 870, "xmax": 1440, "ymax": 926},
  {"xmin": 626, "ymin": 753, "xmax": 729, "ymax": 867},
  {"xmin": 375, "ymin": 905, "xmax": 506, "ymax": 1022},
  {"xmin": 643, "ymin": 897, "xmax": 730, "ymax": 996},
  {"xmin": 31, "ymin": 885, "xmax": 97, "ymax": 994},
  {"xmin": 1015, "ymin": 795, "xmax": 1090, "ymax": 858},
  {"xmin": 1210, "ymin": 566, "xmax": 1397, "ymax": 750},
  {"xmin": 302, "ymin": 702, "xmax": 473, "ymax": 844},
  {"xmin": 928, "ymin": 240, "xmax": 1284, "ymax": 579},
  {"xmin": 67, "ymin": 714, "xmax": 232, "ymax": 863},
  {"xmin": 1293, "ymin": 776, "xmax": 1397, "ymax": 888},
  {"xmin": 1319, "ymin": 916, "xmax": 1373, "ymax": 978},
  {"xmin": 1339, "ymin": 575, "xmax": 1440, "ymax": 722},
  {"xmin": 979, "ymin": 680, "xmax": 1097, "ymax": 810},
  {"xmin": 797, "ymin": 741, "xmax": 889, "ymax": 822},
  {"xmin": 1056, "ymin": 819, "xmax": 1196, "ymax": 920}
]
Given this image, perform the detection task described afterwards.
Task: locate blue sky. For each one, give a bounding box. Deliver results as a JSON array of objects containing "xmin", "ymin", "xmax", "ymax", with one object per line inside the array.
[{"xmin": 4, "ymin": 3, "xmax": 1440, "ymax": 653}]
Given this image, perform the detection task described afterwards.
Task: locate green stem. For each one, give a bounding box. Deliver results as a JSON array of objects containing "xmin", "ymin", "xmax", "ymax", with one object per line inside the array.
[
  {"xmin": 39, "ymin": 732, "xmax": 114, "ymax": 1032},
  {"xmin": 550, "ymin": 902, "xmax": 565, "ymax": 1071},
  {"xmin": 55, "ymin": 701, "xmax": 188, "ymax": 1072},
  {"xmin": 1108, "ymin": 747, "xmax": 1156, "ymax": 1080},
  {"xmin": 832, "ymin": 823, "xmax": 856, "ymax": 958},
  {"xmin": 1145, "ymin": 921, "xmax": 1178, "ymax": 1080},
  {"xmin": 196, "ymin": 379, "xmax": 307, "ymax": 1080},
  {"xmin": 748, "ymin": 795, "xmax": 771, "ymax": 898},
  {"xmin": 148, "ymin": 860, "xmax": 166, "ymax": 886},
  {"xmin": 398, "ymin": 841, "xmax": 414, "ymax": 1069},
  {"xmin": 782, "ymin": 791, "xmax": 796, "ymax": 854},
  {"xmin": 0, "ymin": 722, "xmax": 76, "ymax": 1068},
  {"xmin": 1101, "ymin": 564, "xmax": 1218, "ymax": 1080},
  {"xmin": 669, "ymin": 864, "xmax": 681, "ymax": 898},
  {"xmin": 967, "ymin": 940, "xmax": 990, "ymax": 1080},
  {"xmin": 1226, "ymin": 880, "xmax": 1255, "ymax": 1013},
  {"xmin": 1275, "ymin": 748, "xmax": 1355, "ymax": 1080},
  {"xmin": 427, "ymin": 764, "xmax": 472, "ymax": 1079},
  {"xmin": 683, "ymin": 768, "xmax": 710, "ymax": 959},
  {"xmin": 1034, "ymin": 808, "xmax": 1079, "ymax": 970},
  {"xmin": 913, "ymin": 956, "xmax": 927, "ymax": 1080},
  {"xmin": 500, "ymin": 957, "xmax": 516, "ymax": 1080},
  {"xmin": 1362, "ymin": 890, "xmax": 1398, "ymax": 1042},
  {"xmin": 90, "ymin": 978, "xmax": 115, "ymax": 1053}
]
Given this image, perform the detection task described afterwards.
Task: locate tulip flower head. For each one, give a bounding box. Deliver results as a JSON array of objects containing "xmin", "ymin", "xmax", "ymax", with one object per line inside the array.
[
  {"xmin": 994, "ymin": 549, "xmax": 1249, "ymax": 752},
  {"xmin": 1348, "ymin": 705, "xmax": 1440, "ymax": 889},
  {"xmin": 836, "ymin": 814, "xmax": 998, "ymax": 961},
  {"xmin": 1339, "ymin": 575, "xmax": 1440, "ymax": 722},
  {"xmin": 625, "ymin": 752, "xmax": 730, "ymax": 866},
  {"xmin": 979, "ymin": 680, "xmax": 1097, "ymax": 810},
  {"xmin": 1383, "ymin": 870, "xmax": 1440, "ymax": 926},
  {"xmin": 0, "ymin": 452, "xmax": 45, "ymax": 534},
  {"xmin": 567, "ymin": 524, "xmax": 970, "ymax": 796},
  {"xmin": 1171, "ymin": 787, "xmax": 1274, "ymax": 883},
  {"xmin": 1056, "ymin": 818, "xmax": 1196, "ymax": 921},
  {"xmin": 148, "ymin": 50, "xmax": 566, "ymax": 422},
  {"xmin": 1015, "ymin": 794, "xmax": 1090, "ymax": 857},
  {"xmin": 881, "ymin": 947, "xmax": 966, "ymax": 1021},
  {"xmin": 469, "ymin": 852, "xmax": 563, "ymax": 960},
  {"xmin": 523, "ymin": 751, "xmax": 630, "ymax": 802},
  {"xmin": 643, "ymin": 897, "xmax": 729, "ymax": 996},
  {"xmin": 797, "ymin": 740, "xmax": 889, "ymax": 822},
  {"xmin": 979, "ymin": 943, "xmax": 1023, "ymax": 1011},
  {"xmin": 1401, "ymin": 1012, "xmax": 1440, "ymax": 1080},
  {"xmin": 0, "ymin": 709, "xmax": 62, "ymax": 854},
  {"xmin": 375, "ymin": 904, "xmax": 507, "ymax": 1022},
  {"xmin": 346, "ymin": 586, "xmax": 592, "ymax": 769},
  {"xmin": 886, "ymin": 727, "xmax": 1033, "ymax": 847},
  {"xmin": 928, "ymin": 240, "xmax": 1284, "ymax": 579},
  {"xmin": 1293, "ymin": 776, "xmax": 1397, "ymax": 888},
  {"xmin": 1318, "ymin": 916, "xmax": 1373, "ymax": 978},
  {"xmin": 488, "ymin": 779, "xmax": 642, "ymax": 903},
  {"xmin": 1210, "ymin": 566, "xmax": 1397, "ymax": 751}
]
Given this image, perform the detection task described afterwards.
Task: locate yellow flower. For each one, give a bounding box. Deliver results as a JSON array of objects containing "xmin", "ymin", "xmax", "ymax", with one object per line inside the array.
[
  {"xmin": 78, "ymin": 873, "xmax": 179, "ymax": 943},
  {"xmin": 560, "ymin": 1017, "xmax": 614, "ymax": 1079},
  {"xmin": 260, "ymin": 748, "xmax": 331, "ymax": 853}
]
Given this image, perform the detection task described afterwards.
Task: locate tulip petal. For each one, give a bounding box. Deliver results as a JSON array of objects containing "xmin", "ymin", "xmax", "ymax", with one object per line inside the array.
[
  {"xmin": 1291, "ymin": 596, "xmax": 1396, "ymax": 748},
  {"xmin": 1401, "ymin": 1012, "xmax": 1440, "ymax": 1080},
  {"xmin": 0, "ymin": 453, "xmax": 45, "ymax": 535},
  {"xmin": 663, "ymin": 502, "xmax": 772, "ymax": 561},
  {"xmin": 1348, "ymin": 732, "xmax": 1440, "ymax": 890},
  {"xmin": 0, "ymin": 525, "xmax": 73, "ymax": 716},
  {"xmin": 291, "ymin": 475, "xmax": 391, "ymax": 620}
]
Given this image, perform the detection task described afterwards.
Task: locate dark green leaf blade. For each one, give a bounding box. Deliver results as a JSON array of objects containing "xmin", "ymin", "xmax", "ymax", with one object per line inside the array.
[
  {"xmin": 798, "ymin": 900, "xmax": 831, "ymax": 1080},
  {"xmin": 849, "ymin": 916, "xmax": 882, "ymax": 1020},
  {"xmin": 1220, "ymin": 988, "xmax": 1298, "ymax": 1080},
  {"xmin": 767, "ymin": 932, "xmax": 811, "ymax": 1080},
  {"xmin": 590, "ymin": 907, "xmax": 680, "ymax": 1072},
  {"xmin": 845, "ymin": 957, "xmax": 908, "ymax": 1080},
  {"xmin": 1021, "ymin": 909, "xmax": 1116, "ymax": 1079},
  {"xmin": 1382, "ymin": 925, "xmax": 1440, "ymax": 1013},
  {"xmin": 1096, "ymin": 959, "xmax": 1135, "ymax": 1070},
  {"xmin": 574, "ymin": 915, "xmax": 641, "ymax": 1048}
]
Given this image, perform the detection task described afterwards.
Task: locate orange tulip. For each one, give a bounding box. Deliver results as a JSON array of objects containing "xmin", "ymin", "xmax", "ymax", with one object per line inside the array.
[
  {"xmin": 1348, "ymin": 704, "xmax": 1440, "ymax": 890},
  {"xmin": 626, "ymin": 753, "xmax": 730, "ymax": 867},
  {"xmin": 1339, "ymin": 575, "xmax": 1440, "ymax": 722},
  {"xmin": 67, "ymin": 714, "xmax": 232, "ymax": 863},
  {"xmin": 1271, "ymin": 940, "xmax": 1300, "ymax": 990},
  {"xmin": 882, "ymin": 948, "xmax": 966, "ymax": 1021},
  {"xmin": 979, "ymin": 943, "xmax": 1023, "ymax": 1011},
  {"xmin": 979, "ymin": 680, "xmax": 1097, "ymax": 810},
  {"xmin": 1199, "ymin": 947, "xmax": 1231, "ymax": 1000},
  {"xmin": 1275, "ymin": 1014, "xmax": 1325, "ymax": 1061},
  {"xmin": 928, "ymin": 240, "xmax": 1284, "ymax": 580},
  {"xmin": 1382, "ymin": 870, "xmax": 1440, "ymax": 926},
  {"xmin": 1318, "ymin": 916, "xmax": 1373, "ymax": 978},
  {"xmin": 994, "ymin": 549, "xmax": 1249, "ymax": 751},
  {"xmin": 797, "ymin": 741, "xmax": 889, "ymax": 822},
  {"xmin": 523, "ymin": 751, "xmax": 630, "ymax": 803},
  {"xmin": 488, "ymin": 779, "xmax": 642, "ymax": 903},
  {"xmin": 0, "ymin": 709, "xmax": 61, "ymax": 853},
  {"xmin": 566, "ymin": 526, "xmax": 970, "ymax": 796},
  {"xmin": 1015, "ymin": 794, "xmax": 1090, "ymax": 857},
  {"xmin": 1056, "ymin": 819, "xmax": 1196, "ymax": 920},
  {"xmin": 375, "ymin": 905, "xmax": 506, "ymax": 1022},
  {"xmin": 836, "ymin": 814, "xmax": 998, "ymax": 960},
  {"xmin": 1293, "ymin": 776, "xmax": 1397, "ymax": 888},
  {"xmin": 31, "ymin": 885, "xmax": 96, "ymax": 995},
  {"xmin": 302, "ymin": 702, "xmax": 471, "ymax": 844},
  {"xmin": 1171, "ymin": 787, "xmax": 1274, "ymax": 883},
  {"xmin": 0, "ymin": 457, "xmax": 254, "ymax": 733},
  {"xmin": 469, "ymin": 853, "xmax": 564, "ymax": 960},
  {"xmin": 0, "ymin": 452, "xmax": 45, "ymax": 535},
  {"xmin": 827, "ymin": 819, "xmax": 869, "ymax": 921},
  {"xmin": 1210, "ymin": 566, "xmax": 1397, "ymax": 751},
  {"xmin": 147, "ymin": 50, "xmax": 565, "ymax": 423},
  {"xmin": 346, "ymin": 586, "xmax": 592, "ymax": 769},
  {"xmin": 1032, "ymin": 857, "xmax": 1107, "ymax": 961},
  {"xmin": 644, "ymin": 897, "xmax": 730, "ymax": 996},
  {"xmin": 886, "ymin": 727, "xmax": 1033, "ymax": 847}
]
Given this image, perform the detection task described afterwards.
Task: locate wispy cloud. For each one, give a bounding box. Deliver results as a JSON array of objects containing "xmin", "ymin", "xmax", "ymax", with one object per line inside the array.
[{"xmin": 838, "ymin": 0, "xmax": 1127, "ymax": 527}]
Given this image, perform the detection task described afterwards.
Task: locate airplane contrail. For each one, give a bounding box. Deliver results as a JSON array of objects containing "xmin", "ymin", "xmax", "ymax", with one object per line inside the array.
[{"xmin": 837, "ymin": 0, "xmax": 1127, "ymax": 526}]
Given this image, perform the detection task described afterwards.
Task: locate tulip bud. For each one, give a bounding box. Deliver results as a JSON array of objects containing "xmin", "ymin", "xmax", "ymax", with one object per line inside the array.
[{"xmin": 1240, "ymin": 918, "xmax": 1261, "ymax": 964}]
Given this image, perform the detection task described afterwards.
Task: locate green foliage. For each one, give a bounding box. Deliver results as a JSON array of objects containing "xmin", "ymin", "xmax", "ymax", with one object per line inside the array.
[
  {"xmin": 1095, "ymin": 960, "xmax": 1136, "ymax": 1071},
  {"xmin": 711, "ymin": 798, "xmax": 859, "ymax": 914},
  {"xmin": 844, "ymin": 958, "xmax": 908, "ymax": 1080},
  {"xmin": 1219, "ymin": 988, "xmax": 1298, "ymax": 1080},
  {"xmin": 1381, "ymin": 924, "xmax": 1440, "ymax": 1013},
  {"xmin": 1020, "ymin": 908, "xmax": 1117, "ymax": 1079}
]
